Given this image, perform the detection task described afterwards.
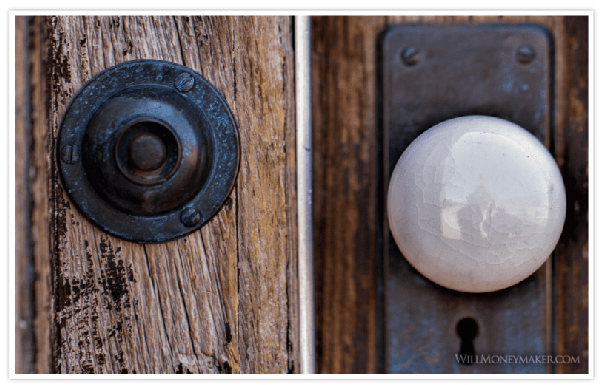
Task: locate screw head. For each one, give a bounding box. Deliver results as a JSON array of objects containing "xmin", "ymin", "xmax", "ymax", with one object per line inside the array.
[
  {"xmin": 174, "ymin": 73, "xmax": 195, "ymax": 92},
  {"xmin": 180, "ymin": 207, "xmax": 201, "ymax": 227},
  {"xmin": 400, "ymin": 47, "xmax": 420, "ymax": 66},
  {"xmin": 516, "ymin": 45, "xmax": 535, "ymax": 64},
  {"xmin": 60, "ymin": 145, "xmax": 80, "ymax": 164}
]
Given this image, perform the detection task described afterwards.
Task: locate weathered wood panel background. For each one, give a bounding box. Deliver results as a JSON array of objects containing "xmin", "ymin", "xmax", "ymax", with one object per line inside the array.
[
  {"xmin": 311, "ymin": 15, "xmax": 588, "ymax": 374},
  {"xmin": 15, "ymin": 14, "xmax": 588, "ymax": 375},
  {"xmin": 16, "ymin": 16, "xmax": 53, "ymax": 374},
  {"xmin": 16, "ymin": 15, "xmax": 298, "ymax": 374}
]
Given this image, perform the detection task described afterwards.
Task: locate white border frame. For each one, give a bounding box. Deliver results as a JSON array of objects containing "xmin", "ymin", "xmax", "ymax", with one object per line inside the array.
[{"xmin": 7, "ymin": 9, "xmax": 594, "ymax": 381}]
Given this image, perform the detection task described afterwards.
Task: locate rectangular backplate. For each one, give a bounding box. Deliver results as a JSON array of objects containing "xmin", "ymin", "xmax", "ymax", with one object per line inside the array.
[{"xmin": 382, "ymin": 24, "xmax": 553, "ymax": 374}]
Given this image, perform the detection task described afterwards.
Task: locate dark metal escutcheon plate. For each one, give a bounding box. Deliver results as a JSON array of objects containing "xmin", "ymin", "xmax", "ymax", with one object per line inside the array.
[
  {"xmin": 382, "ymin": 24, "xmax": 552, "ymax": 373},
  {"xmin": 58, "ymin": 60, "xmax": 240, "ymax": 243}
]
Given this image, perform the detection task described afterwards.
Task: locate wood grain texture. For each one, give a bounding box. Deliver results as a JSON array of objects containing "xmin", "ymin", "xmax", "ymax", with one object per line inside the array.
[
  {"xmin": 312, "ymin": 16, "xmax": 386, "ymax": 374},
  {"xmin": 15, "ymin": 15, "xmax": 32, "ymax": 374},
  {"xmin": 46, "ymin": 16, "xmax": 297, "ymax": 374},
  {"xmin": 312, "ymin": 15, "xmax": 588, "ymax": 374},
  {"xmin": 31, "ymin": 16, "xmax": 54, "ymax": 374},
  {"xmin": 554, "ymin": 16, "xmax": 589, "ymax": 375},
  {"xmin": 15, "ymin": 16, "xmax": 54, "ymax": 374}
]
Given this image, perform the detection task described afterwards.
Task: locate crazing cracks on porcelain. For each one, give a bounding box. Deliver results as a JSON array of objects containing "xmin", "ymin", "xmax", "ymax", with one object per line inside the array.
[{"xmin": 387, "ymin": 116, "xmax": 566, "ymax": 292}]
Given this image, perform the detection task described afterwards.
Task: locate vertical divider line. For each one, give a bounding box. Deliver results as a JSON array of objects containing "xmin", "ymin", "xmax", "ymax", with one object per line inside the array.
[{"xmin": 295, "ymin": 15, "xmax": 315, "ymax": 374}]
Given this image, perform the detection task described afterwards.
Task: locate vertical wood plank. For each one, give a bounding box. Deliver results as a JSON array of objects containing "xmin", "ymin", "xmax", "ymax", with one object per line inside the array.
[
  {"xmin": 312, "ymin": 16, "xmax": 387, "ymax": 374},
  {"xmin": 25, "ymin": 16, "xmax": 54, "ymax": 374},
  {"xmin": 46, "ymin": 15, "xmax": 297, "ymax": 374},
  {"xmin": 14, "ymin": 15, "xmax": 54, "ymax": 374},
  {"xmin": 15, "ymin": 15, "xmax": 33, "ymax": 374},
  {"xmin": 554, "ymin": 15, "xmax": 589, "ymax": 375}
]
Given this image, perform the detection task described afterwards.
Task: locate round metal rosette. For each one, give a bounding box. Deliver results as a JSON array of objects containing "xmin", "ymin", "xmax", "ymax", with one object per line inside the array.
[{"xmin": 57, "ymin": 60, "xmax": 240, "ymax": 243}]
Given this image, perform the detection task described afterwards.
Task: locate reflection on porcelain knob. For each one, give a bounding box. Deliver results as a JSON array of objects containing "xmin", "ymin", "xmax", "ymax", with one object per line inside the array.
[{"xmin": 387, "ymin": 116, "xmax": 566, "ymax": 292}]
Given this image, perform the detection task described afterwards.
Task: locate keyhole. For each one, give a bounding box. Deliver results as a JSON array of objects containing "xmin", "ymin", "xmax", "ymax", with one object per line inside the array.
[{"xmin": 456, "ymin": 317, "xmax": 479, "ymax": 365}]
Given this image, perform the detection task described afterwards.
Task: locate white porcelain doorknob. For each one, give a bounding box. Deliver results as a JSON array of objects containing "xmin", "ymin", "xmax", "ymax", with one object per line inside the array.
[{"xmin": 387, "ymin": 116, "xmax": 566, "ymax": 292}]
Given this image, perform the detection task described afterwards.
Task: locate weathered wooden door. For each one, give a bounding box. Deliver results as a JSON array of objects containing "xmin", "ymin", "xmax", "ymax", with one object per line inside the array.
[{"xmin": 16, "ymin": 15, "xmax": 300, "ymax": 374}]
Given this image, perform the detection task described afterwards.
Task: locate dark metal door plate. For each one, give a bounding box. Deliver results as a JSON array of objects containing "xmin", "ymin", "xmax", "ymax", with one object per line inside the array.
[
  {"xmin": 58, "ymin": 60, "xmax": 240, "ymax": 243},
  {"xmin": 382, "ymin": 24, "xmax": 553, "ymax": 373}
]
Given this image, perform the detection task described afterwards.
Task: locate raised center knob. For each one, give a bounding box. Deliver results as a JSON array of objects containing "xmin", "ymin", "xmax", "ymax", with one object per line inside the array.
[
  {"xmin": 128, "ymin": 132, "xmax": 167, "ymax": 171},
  {"xmin": 113, "ymin": 119, "xmax": 182, "ymax": 188}
]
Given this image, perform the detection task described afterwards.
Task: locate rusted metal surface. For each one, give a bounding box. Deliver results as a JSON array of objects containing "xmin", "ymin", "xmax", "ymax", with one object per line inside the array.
[
  {"xmin": 382, "ymin": 24, "xmax": 553, "ymax": 373},
  {"xmin": 57, "ymin": 59, "xmax": 240, "ymax": 243}
]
